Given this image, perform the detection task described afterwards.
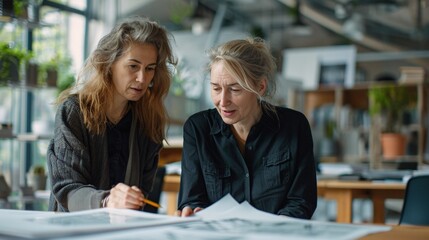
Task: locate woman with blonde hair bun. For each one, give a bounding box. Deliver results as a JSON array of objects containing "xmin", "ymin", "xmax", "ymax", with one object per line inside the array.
[{"xmin": 177, "ymin": 38, "xmax": 317, "ymax": 219}]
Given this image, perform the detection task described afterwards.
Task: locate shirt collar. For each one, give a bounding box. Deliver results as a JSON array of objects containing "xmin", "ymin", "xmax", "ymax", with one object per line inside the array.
[
  {"xmin": 210, "ymin": 109, "xmax": 229, "ymax": 136},
  {"xmin": 257, "ymin": 106, "xmax": 280, "ymax": 131}
]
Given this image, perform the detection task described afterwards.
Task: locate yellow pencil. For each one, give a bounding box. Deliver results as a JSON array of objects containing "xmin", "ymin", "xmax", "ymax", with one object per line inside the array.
[{"xmin": 142, "ymin": 198, "xmax": 162, "ymax": 209}]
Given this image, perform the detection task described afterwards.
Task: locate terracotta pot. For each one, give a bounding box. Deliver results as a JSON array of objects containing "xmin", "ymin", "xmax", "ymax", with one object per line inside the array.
[
  {"xmin": 0, "ymin": 58, "xmax": 20, "ymax": 86},
  {"xmin": 381, "ymin": 133, "xmax": 407, "ymax": 159},
  {"xmin": 46, "ymin": 69, "xmax": 58, "ymax": 87},
  {"xmin": 26, "ymin": 63, "xmax": 39, "ymax": 87}
]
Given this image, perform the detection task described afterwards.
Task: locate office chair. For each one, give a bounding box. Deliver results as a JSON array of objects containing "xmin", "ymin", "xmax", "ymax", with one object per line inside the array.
[
  {"xmin": 143, "ymin": 166, "xmax": 166, "ymax": 213},
  {"xmin": 398, "ymin": 175, "xmax": 429, "ymax": 226}
]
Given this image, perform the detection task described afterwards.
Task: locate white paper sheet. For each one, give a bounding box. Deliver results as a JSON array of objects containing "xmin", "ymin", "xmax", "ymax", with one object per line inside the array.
[
  {"xmin": 60, "ymin": 195, "xmax": 390, "ymax": 240},
  {"xmin": 185, "ymin": 199, "xmax": 391, "ymax": 240},
  {"xmin": 0, "ymin": 208, "xmax": 195, "ymax": 239},
  {"xmin": 195, "ymin": 193, "xmax": 240, "ymax": 218},
  {"xmin": 0, "ymin": 195, "xmax": 391, "ymax": 240},
  {"xmin": 57, "ymin": 213, "xmax": 391, "ymax": 240}
]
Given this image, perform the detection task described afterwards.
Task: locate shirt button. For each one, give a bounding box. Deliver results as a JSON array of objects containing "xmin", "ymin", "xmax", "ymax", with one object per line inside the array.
[
  {"xmin": 246, "ymin": 173, "xmax": 249, "ymax": 178},
  {"xmin": 248, "ymin": 146, "xmax": 253, "ymax": 150}
]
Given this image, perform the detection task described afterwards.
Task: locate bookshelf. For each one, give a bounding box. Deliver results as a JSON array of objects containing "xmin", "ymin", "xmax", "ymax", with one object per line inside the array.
[{"xmin": 290, "ymin": 82, "xmax": 428, "ymax": 169}]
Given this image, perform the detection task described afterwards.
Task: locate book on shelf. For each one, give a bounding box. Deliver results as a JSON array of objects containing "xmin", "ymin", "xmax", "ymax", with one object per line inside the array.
[{"xmin": 399, "ymin": 66, "xmax": 426, "ymax": 84}]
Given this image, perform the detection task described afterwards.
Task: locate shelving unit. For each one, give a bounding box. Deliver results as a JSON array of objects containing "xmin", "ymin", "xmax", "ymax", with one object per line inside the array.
[
  {"xmin": 0, "ymin": 86, "xmax": 56, "ymax": 194},
  {"xmin": 0, "ymin": 87, "xmax": 28, "ymax": 193},
  {"xmin": 1, "ymin": 5, "xmax": 58, "ymax": 194},
  {"xmin": 290, "ymin": 82, "xmax": 428, "ymax": 170}
]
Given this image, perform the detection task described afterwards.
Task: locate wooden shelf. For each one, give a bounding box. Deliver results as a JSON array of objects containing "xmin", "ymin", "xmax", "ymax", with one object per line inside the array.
[{"xmin": 291, "ymin": 82, "xmax": 428, "ymax": 169}]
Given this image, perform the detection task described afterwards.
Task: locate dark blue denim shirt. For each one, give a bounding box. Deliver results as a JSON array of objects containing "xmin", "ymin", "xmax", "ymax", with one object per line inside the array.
[{"xmin": 178, "ymin": 106, "xmax": 317, "ymax": 219}]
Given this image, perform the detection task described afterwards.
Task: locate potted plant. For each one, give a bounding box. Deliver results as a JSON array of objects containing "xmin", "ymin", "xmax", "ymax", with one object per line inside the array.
[
  {"xmin": 13, "ymin": 0, "xmax": 30, "ymax": 19},
  {"xmin": 38, "ymin": 54, "xmax": 74, "ymax": 88},
  {"xmin": 26, "ymin": 164, "xmax": 47, "ymax": 191},
  {"xmin": 38, "ymin": 59, "xmax": 58, "ymax": 87},
  {"xmin": 369, "ymin": 84, "xmax": 416, "ymax": 159},
  {"xmin": 25, "ymin": 59, "xmax": 39, "ymax": 87},
  {"xmin": 0, "ymin": 42, "xmax": 32, "ymax": 86}
]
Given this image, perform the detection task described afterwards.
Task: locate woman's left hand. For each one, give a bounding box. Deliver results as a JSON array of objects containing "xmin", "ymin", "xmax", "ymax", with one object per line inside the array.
[{"xmin": 175, "ymin": 206, "xmax": 204, "ymax": 217}]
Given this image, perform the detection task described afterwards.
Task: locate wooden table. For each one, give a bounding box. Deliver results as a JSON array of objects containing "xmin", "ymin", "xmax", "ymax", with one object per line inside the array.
[
  {"xmin": 163, "ymin": 176, "xmax": 406, "ymax": 223},
  {"xmin": 161, "ymin": 176, "xmax": 428, "ymax": 239},
  {"xmin": 360, "ymin": 225, "xmax": 429, "ymax": 240},
  {"xmin": 162, "ymin": 175, "xmax": 181, "ymax": 216},
  {"xmin": 317, "ymin": 180, "xmax": 406, "ymax": 224},
  {"xmin": 159, "ymin": 139, "xmax": 182, "ymax": 167}
]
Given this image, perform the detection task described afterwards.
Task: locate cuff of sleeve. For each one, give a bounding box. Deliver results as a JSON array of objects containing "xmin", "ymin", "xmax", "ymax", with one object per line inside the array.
[{"xmin": 101, "ymin": 195, "xmax": 110, "ymax": 208}]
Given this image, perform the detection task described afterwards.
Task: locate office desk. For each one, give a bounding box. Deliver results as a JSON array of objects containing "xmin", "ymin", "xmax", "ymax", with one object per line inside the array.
[
  {"xmin": 159, "ymin": 138, "xmax": 183, "ymax": 167},
  {"xmin": 159, "ymin": 146, "xmax": 182, "ymax": 167},
  {"xmin": 162, "ymin": 176, "xmax": 406, "ymax": 223},
  {"xmin": 360, "ymin": 225, "xmax": 429, "ymax": 240},
  {"xmin": 317, "ymin": 180, "xmax": 406, "ymax": 224},
  {"xmin": 162, "ymin": 175, "xmax": 181, "ymax": 215}
]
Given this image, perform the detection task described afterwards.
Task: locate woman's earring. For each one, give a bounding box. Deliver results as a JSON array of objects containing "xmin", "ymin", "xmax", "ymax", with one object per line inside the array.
[{"xmin": 148, "ymin": 82, "xmax": 154, "ymax": 88}]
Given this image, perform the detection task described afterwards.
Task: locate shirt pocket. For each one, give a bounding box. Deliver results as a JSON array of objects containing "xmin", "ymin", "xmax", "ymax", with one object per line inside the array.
[
  {"xmin": 203, "ymin": 162, "xmax": 231, "ymax": 201},
  {"xmin": 263, "ymin": 150, "xmax": 291, "ymax": 188}
]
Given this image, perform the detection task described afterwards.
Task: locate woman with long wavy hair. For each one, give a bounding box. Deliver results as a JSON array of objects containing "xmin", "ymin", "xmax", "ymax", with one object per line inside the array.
[{"xmin": 47, "ymin": 16, "xmax": 176, "ymax": 212}]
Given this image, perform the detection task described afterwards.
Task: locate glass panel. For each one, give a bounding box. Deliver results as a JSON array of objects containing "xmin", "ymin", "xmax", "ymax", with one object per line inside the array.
[
  {"xmin": 34, "ymin": 6, "xmax": 83, "ymax": 86},
  {"xmin": 0, "ymin": 0, "xmax": 87, "ymax": 203},
  {"xmin": 0, "ymin": 87, "xmax": 24, "ymax": 192},
  {"xmin": 0, "ymin": 22, "xmax": 19, "ymax": 44},
  {"xmin": 0, "ymin": 88, "xmax": 13, "ymax": 191},
  {"xmin": 53, "ymin": 0, "xmax": 87, "ymax": 11},
  {"xmin": 0, "ymin": 22, "xmax": 27, "ymax": 53},
  {"xmin": 31, "ymin": 89, "xmax": 57, "ymax": 137},
  {"xmin": 26, "ymin": 5, "xmax": 85, "ymax": 192},
  {"xmin": 28, "ymin": 88, "xmax": 56, "ymax": 191},
  {"xmin": 0, "ymin": 88, "xmax": 13, "ymax": 124}
]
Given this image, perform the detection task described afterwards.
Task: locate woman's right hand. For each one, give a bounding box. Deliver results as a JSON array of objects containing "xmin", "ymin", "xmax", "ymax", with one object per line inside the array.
[
  {"xmin": 106, "ymin": 183, "xmax": 145, "ymax": 210},
  {"xmin": 175, "ymin": 206, "xmax": 204, "ymax": 217}
]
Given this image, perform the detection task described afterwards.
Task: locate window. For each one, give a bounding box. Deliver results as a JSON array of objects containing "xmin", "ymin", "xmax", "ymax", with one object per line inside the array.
[{"xmin": 0, "ymin": 0, "xmax": 89, "ymax": 194}]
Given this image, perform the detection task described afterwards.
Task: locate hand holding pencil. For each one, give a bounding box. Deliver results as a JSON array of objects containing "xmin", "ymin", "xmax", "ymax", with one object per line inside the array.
[
  {"xmin": 141, "ymin": 198, "xmax": 162, "ymax": 209},
  {"xmin": 106, "ymin": 183, "xmax": 161, "ymax": 210},
  {"xmin": 131, "ymin": 186, "xmax": 162, "ymax": 209}
]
